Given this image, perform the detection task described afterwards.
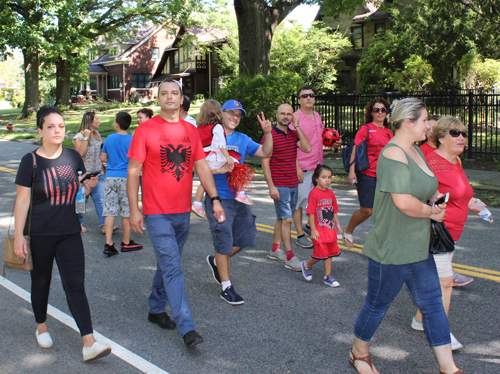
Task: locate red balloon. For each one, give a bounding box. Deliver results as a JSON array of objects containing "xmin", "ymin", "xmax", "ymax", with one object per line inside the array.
[{"xmin": 322, "ymin": 128, "xmax": 340, "ymax": 147}]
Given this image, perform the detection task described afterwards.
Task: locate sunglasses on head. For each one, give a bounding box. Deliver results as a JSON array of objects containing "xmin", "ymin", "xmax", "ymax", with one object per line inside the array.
[
  {"xmin": 300, "ymin": 93, "xmax": 315, "ymax": 99},
  {"xmin": 445, "ymin": 128, "xmax": 467, "ymax": 138},
  {"xmin": 372, "ymin": 107, "xmax": 388, "ymax": 114}
]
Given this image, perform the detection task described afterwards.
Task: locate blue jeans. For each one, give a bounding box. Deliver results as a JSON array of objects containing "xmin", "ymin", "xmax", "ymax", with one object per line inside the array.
[
  {"xmin": 354, "ymin": 256, "xmax": 451, "ymax": 347},
  {"xmin": 145, "ymin": 213, "xmax": 195, "ymax": 336},
  {"xmin": 78, "ymin": 174, "xmax": 105, "ymax": 226}
]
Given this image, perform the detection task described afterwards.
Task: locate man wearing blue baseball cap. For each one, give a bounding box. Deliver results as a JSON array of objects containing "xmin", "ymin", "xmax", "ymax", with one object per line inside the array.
[{"xmin": 205, "ymin": 100, "xmax": 273, "ymax": 305}]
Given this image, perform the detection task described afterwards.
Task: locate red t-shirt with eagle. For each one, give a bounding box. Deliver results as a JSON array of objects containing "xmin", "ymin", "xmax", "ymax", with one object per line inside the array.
[{"xmin": 128, "ymin": 115, "xmax": 206, "ymax": 215}]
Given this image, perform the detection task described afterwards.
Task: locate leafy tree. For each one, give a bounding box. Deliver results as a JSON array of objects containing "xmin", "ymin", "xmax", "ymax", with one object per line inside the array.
[
  {"xmin": 357, "ymin": 0, "xmax": 500, "ymax": 91},
  {"xmin": 458, "ymin": 53, "xmax": 500, "ymax": 89},
  {"xmin": 271, "ymin": 21, "xmax": 350, "ymax": 93},
  {"xmin": 233, "ymin": 0, "xmax": 364, "ymax": 76}
]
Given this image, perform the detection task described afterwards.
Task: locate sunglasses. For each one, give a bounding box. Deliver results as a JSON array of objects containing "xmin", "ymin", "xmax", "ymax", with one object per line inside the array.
[
  {"xmin": 299, "ymin": 93, "xmax": 315, "ymax": 99},
  {"xmin": 372, "ymin": 107, "xmax": 388, "ymax": 114},
  {"xmin": 445, "ymin": 128, "xmax": 467, "ymax": 138}
]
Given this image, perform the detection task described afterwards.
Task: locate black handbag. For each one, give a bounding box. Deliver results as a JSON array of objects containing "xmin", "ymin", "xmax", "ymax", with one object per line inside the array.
[
  {"xmin": 342, "ymin": 124, "xmax": 370, "ymax": 173},
  {"xmin": 429, "ymin": 220, "xmax": 455, "ymax": 254}
]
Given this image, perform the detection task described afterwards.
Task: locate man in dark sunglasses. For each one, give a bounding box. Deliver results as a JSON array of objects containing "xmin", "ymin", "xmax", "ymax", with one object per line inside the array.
[{"xmin": 293, "ymin": 86, "xmax": 342, "ymax": 248}]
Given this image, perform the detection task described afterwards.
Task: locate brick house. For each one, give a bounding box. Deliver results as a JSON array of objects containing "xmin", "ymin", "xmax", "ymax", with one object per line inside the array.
[
  {"xmin": 83, "ymin": 24, "xmax": 226, "ymax": 103},
  {"xmin": 151, "ymin": 25, "xmax": 227, "ymax": 99}
]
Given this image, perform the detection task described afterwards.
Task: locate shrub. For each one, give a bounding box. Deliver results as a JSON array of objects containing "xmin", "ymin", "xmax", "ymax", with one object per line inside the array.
[{"xmin": 213, "ymin": 70, "xmax": 304, "ymax": 141}]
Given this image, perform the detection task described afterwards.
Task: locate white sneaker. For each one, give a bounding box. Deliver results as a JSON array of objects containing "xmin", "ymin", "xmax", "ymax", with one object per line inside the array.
[
  {"xmin": 285, "ymin": 255, "xmax": 302, "ymax": 271},
  {"xmin": 35, "ymin": 330, "xmax": 53, "ymax": 349},
  {"xmin": 83, "ymin": 341, "xmax": 112, "ymax": 362},
  {"xmin": 268, "ymin": 248, "xmax": 286, "ymax": 263},
  {"xmin": 411, "ymin": 316, "xmax": 424, "ymax": 331},
  {"xmin": 450, "ymin": 332, "xmax": 464, "ymax": 350}
]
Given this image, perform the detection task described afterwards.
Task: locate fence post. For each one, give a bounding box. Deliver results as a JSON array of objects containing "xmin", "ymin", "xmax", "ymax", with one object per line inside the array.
[{"xmin": 467, "ymin": 90, "xmax": 473, "ymax": 159}]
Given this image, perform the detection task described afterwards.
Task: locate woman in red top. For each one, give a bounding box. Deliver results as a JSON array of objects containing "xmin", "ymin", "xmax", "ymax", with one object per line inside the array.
[
  {"xmin": 343, "ymin": 98, "xmax": 393, "ymax": 247},
  {"xmin": 420, "ymin": 114, "xmax": 440, "ymax": 156},
  {"xmin": 412, "ymin": 117, "xmax": 482, "ymax": 351}
]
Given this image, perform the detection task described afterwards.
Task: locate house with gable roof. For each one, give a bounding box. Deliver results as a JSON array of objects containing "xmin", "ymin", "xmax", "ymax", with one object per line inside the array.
[{"xmin": 82, "ymin": 24, "xmax": 227, "ymax": 103}]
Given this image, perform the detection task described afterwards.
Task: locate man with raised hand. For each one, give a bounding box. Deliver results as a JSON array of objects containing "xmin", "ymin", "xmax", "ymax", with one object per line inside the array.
[
  {"xmin": 127, "ymin": 79, "xmax": 225, "ymax": 348},
  {"xmin": 262, "ymin": 104, "xmax": 311, "ymax": 272},
  {"xmin": 205, "ymin": 100, "xmax": 273, "ymax": 305},
  {"xmin": 293, "ymin": 86, "xmax": 342, "ymax": 248}
]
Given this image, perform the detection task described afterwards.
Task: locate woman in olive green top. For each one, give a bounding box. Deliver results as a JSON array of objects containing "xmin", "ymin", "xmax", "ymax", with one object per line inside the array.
[{"xmin": 349, "ymin": 99, "xmax": 466, "ymax": 374}]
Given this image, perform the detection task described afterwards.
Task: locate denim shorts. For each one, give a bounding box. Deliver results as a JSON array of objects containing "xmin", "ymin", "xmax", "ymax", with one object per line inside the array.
[
  {"xmin": 273, "ymin": 186, "xmax": 298, "ymax": 220},
  {"xmin": 204, "ymin": 197, "xmax": 257, "ymax": 255}
]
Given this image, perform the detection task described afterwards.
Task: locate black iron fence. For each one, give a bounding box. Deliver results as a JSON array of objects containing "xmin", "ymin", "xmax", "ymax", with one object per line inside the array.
[{"xmin": 292, "ymin": 89, "xmax": 500, "ymax": 159}]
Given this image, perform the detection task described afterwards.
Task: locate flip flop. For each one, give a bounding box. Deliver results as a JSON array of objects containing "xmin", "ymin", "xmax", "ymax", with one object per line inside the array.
[
  {"xmin": 343, "ymin": 229, "xmax": 354, "ymax": 247},
  {"xmin": 81, "ymin": 225, "xmax": 88, "ymax": 233},
  {"xmin": 349, "ymin": 348, "xmax": 375, "ymax": 373}
]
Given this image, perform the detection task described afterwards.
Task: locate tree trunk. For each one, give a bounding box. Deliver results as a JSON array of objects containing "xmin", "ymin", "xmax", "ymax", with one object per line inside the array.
[
  {"xmin": 55, "ymin": 58, "xmax": 72, "ymax": 107},
  {"xmin": 234, "ymin": 0, "xmax": 300, "ymax": 76},
  {"xmin": 21, "ymin": 48, "xmax": 39, "ymax": 118}
]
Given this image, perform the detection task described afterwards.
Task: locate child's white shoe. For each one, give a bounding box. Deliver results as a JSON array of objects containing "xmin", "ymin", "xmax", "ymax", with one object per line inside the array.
[
  {"xmin": 235, "ymin": 192, "xmax": 253, "ymax": 205},
  {"xmin": 191, "ymin": 203, "xmax": 206, "ymax": 218}
]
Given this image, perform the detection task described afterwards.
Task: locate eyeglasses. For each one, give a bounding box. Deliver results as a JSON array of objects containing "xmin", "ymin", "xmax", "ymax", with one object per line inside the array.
[
  {"xmin": 445, "ymin": 128, "xmax": 467, "ymax": 138},
  {"xmin": 372, "ymin": 107, "xmax": 388, "ymax": 114},
  {"xmin": 223, "ymin": 110, "xmax": 242, "ymax": 119},
  {"xmin": 299, "ymin": 93, "xmax": 315, "ymax": 99}
]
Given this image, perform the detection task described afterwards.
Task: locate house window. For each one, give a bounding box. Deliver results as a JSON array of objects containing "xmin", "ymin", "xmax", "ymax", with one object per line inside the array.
[
  {"xmin": 174, "ymin": 51, "xmax": 179, "ymax": 68},
  {"xmin": 108, "ymin": 74, "xmax": 120, "ymax": 89},
  {"xmin": 375, "ymin": 23, "xmax": 385, "ymax": 34},
  {"xmin": 108, "ymin": 47, "xmax": 118, "ymax": 57},
  {"xmin": 162, "ymin": 57, "xmax": 170, "ymax": 74},
  {"xmin": 89, "ymin": 77, "xmax": 97, "ymax": 91},
  {"xmin": 131, "ymin": 74, "xmax": 152, "ymax": 88},
  {"xmin": 183, "ymin": 46, "xmax": 191, "ymax": 61},
  {"xmin": 152, "ymin": 48, "xmax": 159, "ymax": 60},
  {"xmin": 351, "ymin": 26, "xmax": 362, "ymax": 49},
  {"xmin": 89, "ymin": 51, "xmax": 96, "ymax": 61}
]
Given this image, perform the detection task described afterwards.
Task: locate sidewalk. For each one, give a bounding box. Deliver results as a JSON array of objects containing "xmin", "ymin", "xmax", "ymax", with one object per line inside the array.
[{"xmin": 246, "ymin": 155, "xmax": 500, "ymax": 192}]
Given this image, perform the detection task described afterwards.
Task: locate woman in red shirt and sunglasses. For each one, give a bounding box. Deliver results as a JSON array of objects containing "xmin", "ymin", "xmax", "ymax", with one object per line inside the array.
[
  {"xmin": 343, "ymin": 98, "xmax": 393, "ymax": 247},
  {"xmin": 411, "ymin": 116, "xmax": 482, "ymax": 351}
]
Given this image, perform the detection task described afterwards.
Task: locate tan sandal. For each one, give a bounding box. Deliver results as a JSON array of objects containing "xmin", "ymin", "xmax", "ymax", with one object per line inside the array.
[{"xmin": 349, "ymin": 348, "xmax": 374, "ymax": 373}]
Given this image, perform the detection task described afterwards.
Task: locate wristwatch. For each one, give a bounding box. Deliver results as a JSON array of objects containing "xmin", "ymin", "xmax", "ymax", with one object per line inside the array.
[
  {"xmin": 83, "ymin": 136, "xmax": 89, "ymax": 141},
  {"xmin": 211, "ymin": 196, "xmax": 222, "ymax": 203}
]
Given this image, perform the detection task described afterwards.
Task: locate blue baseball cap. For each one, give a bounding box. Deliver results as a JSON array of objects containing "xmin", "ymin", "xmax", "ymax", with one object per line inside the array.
[{"xmin": 222, "ymin": 100, "xmax": 247, "ymax": 116}]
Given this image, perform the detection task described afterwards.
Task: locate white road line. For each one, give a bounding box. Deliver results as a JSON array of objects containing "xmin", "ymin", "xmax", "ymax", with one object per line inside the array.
[{"xmin": 0, "ymin": 275, "xmax": 170, "ymax": 374}]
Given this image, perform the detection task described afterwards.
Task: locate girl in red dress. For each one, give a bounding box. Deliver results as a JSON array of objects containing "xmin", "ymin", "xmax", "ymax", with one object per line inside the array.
[{"xmin": 300, "ymin": 164, "xmax": 343, "ymax": 287}]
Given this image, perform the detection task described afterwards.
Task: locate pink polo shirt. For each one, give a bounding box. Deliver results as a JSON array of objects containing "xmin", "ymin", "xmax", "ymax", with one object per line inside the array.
[{"xmin": 290, "ymin": 108, "xmax": 324, "ymax": 171}]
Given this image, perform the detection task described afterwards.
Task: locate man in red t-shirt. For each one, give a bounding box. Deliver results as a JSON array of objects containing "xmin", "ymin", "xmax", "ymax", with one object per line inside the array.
[
  {"xmin": 262, "ymin": 104, "xmax": 311, "ymax": 271},
  {"xmin": 127, "ymin": 79, "xmax": 224, "ymax": 349}
]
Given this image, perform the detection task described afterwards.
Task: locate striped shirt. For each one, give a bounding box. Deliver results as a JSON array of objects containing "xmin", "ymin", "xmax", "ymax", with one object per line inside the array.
[{"xmin": 262, "ymin": 125, "xmax": 300, "ymax": 187}]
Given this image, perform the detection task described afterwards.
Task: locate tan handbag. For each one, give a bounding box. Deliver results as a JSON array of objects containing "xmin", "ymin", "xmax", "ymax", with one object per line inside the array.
[{"xmin": 2, "ymin": 153, "xmax": 36, "ymax": 277}]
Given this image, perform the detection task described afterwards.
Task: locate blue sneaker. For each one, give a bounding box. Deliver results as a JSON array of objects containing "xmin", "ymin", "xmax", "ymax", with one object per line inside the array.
[
  {"xmin": 220, "ymin": 286, "xmax": 245, "ymax": 305},
  {"xmin": 301, "ymin": 260, "xmax": 312, "ymax": 281},
  {"xmin": 323, "ymin": 275, "xmax": 340, "ymax": 288},
  {"xmin": 206, "ymin": 255, "xmax": 221, "ymax": 285}
]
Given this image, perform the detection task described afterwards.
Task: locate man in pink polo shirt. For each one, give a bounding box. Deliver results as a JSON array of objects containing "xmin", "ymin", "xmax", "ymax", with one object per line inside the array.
[{"xmin": 293, "ymin": 86, "xmax": 342, "ymax": 248}]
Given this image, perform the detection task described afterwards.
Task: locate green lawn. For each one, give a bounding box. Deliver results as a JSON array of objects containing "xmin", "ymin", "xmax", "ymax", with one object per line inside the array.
[{"xmin": 0, "ymin": 103, "xmax": 201, "ymax": 145}]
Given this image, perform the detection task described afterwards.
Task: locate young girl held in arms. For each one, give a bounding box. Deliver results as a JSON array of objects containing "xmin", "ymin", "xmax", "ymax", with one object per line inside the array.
[
  {"xmin": 191, "ymin": 100, "xmax": 255, "ymax": 218},
  {"xmin": 301, "ymin": 164, "xmax": 343, "ymax": 287}
]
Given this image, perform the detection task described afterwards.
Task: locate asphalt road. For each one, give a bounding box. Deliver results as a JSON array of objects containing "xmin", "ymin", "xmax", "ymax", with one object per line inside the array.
[{"xmin": 0, "ymin": 139, "xmax": 499, "ymax": 374}]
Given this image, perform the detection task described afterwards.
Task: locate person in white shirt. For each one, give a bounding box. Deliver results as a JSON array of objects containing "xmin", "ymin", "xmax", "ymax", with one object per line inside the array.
[{"xmin": 180, "ymin": 95, "xmax": 197, "ymax": 127}]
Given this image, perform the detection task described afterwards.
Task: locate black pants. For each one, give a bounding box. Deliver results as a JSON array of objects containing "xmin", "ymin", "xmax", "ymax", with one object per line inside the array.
[{"xmin": 30, "ymin": 233, "xmax": 93, "ymax": 336}]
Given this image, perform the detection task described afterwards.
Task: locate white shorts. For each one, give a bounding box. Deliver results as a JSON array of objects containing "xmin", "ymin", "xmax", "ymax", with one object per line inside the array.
[{"xmin": 433, "ymin": 251, "xmax": 455, "ymax": 278}]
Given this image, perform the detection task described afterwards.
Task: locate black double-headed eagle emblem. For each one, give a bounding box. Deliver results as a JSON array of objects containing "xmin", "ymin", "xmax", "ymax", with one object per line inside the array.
[{"xmin": 160, "ymin": 144, "xmax": 192, "ymax": 181}]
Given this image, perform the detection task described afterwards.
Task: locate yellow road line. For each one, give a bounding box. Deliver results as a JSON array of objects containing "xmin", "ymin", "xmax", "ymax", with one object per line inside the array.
[
  {"xmin": 1, "ymin": 166, "xmax": 499, "ymax": 282},
  {"xmin": 0, "ymin": 166, "xmax": 17, "ymax": 175}
]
